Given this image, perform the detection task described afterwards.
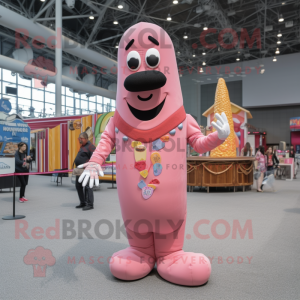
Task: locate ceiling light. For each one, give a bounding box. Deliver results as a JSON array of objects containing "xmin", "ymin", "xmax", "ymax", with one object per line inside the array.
[
  {"xmin": 89, "ymin": 12, "xmax": 94, "ymax": 20},
  {"xmin": 275, "ymin": 48, "xmax": 280, "ymax": 54},
  {"xmin": 282, "ymin": 2, "xmax": 286, "ymax": 4},
  {"xmin": 177, "ymin": 51, "xmax": 180, "ymax": 54},
  {"xmin": 193, "ymin": 53, "xmax": 196, "ymax": 57},
  {"xmin": 236, "ymin": 57, "xmax": 240, "ymax": 61},
  {"xmin": 203, "ymin": 25, "xmax": 208, "ymax": 30},
  {"xmin": 278, "ymin": 14, "xmax": 284, "ymax": 22},
  {"xmin": 260, "ymin": 69, "xmax": 265, "ymax": 74},
  {"xmin": 183, "ymin": 32, "xmax": 188, "ymax": 39},
  {"xmin": 167, "ymin": 14, "xmax": 172, "ymax": 21},
  {"xmin": 202, "ymin": 51, "xmax": 206, "ymax": 55},
  {"xmin": 277, "ymin": 40, "xmax": 281, "ymax": 44},
  {"xmin": 115, "ymin": 42, "xmax": 119, "ymax": 48},
  {"xmin": 273, "ymin": 56, "xmax": 277, "ymax": 62},
  {"xmin": 277, "ymin": 30, "xmax": 282, "ymax": 37},
  {"xmin": 202, "ymin": 61, "xmax": 206, "ymax": 65},
  {"xmin": 117, "ymin": 2, "xmax": 124, "ymax": 9},
  {"xmin": 199, "ymin": 68, "xmax": 203, "ymax": 73},
  {"xmin": 40, "ymin": 0, "xmax": 45, "ymax": 2},
  {"xmin": 113, "ymin": 20, "xmax": 118, "ymax": 24},
  {"xmin": 173, "ymin": 0, "xmax": 179, "ymax": 4}
]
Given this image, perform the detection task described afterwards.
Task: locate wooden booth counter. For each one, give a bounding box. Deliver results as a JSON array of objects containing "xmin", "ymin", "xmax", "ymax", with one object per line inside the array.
[{"xmin": 187, "ymin": 157, "xmax": 255, "ymax": 192}]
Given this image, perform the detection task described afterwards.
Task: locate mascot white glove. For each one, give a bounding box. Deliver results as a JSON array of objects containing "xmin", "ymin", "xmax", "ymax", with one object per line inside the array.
[
  {"xmin": 77, "ymin": 162, "xmax": 104, "ymax": 188},
  {"xmin": 211, "ymin": 112, "xmax": 230, "ymax": 140}
]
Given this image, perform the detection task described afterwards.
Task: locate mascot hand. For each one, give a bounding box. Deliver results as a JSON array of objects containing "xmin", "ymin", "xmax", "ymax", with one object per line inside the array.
[
  {"xmin": 77, "ymin": 162, "xmax": 104, "ymax": 188},
  {"xmin": 211, "ymin": 112, "xmax": 230, "ymax": 140}
]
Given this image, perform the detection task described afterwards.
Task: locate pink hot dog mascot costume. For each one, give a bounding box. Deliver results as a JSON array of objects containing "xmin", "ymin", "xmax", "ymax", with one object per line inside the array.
[{"xmin": 79, "ymin": 22, "xmax": 230, "ymax": 286}]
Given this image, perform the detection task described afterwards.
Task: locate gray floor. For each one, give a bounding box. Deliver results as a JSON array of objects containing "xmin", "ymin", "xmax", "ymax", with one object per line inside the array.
[{"xmin": 1, "ymin": 175, "xmax": 300, "ymax": 300}]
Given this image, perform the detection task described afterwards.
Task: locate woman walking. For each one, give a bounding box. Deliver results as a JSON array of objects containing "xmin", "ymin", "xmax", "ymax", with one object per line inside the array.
[
  {"xmin": 15, "ymin": 142, "xmax": 32, "ymax": 203},
  {"xmin": 255, "ymin": 146, "xmax": 267, "ymax": 192},
  {"xmin": 266, "ymin": 147, "xmax": 279, "ymax": 172}
]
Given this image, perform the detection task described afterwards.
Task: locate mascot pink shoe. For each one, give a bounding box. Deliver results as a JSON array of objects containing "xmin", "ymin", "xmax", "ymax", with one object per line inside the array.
[{"xmin": 84, "ymin": 22, "xmax": 230, "ymax": 286}]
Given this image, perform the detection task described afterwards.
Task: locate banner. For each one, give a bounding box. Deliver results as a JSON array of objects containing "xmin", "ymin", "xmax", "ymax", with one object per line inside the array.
[
  {"xmin": 290, "ymin": 117, "xmax": 300, "ymax": 131},
  {"xmin": 0, "ymin": 119, "xmax": 30, "ymax": 156},
  {"xmin": 0, "ymin": 157, "xmax": 15, "ymax": 175}
]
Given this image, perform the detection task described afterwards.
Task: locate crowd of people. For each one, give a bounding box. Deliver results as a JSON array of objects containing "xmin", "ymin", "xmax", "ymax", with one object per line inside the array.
[{"xmin": 241, "ymin": 142, "xmax": 297, "ymax": 192}]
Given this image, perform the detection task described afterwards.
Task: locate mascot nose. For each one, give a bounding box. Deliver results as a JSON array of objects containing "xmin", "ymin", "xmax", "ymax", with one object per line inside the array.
[{"xmin": 124, "ymin": 71, "xmax": 167, "ymax": 92}]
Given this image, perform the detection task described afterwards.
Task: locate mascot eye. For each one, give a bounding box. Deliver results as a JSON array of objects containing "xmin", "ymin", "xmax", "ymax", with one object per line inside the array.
[
  {"xmin": 145, "ymin": 48, "xmax": 160, "ymax": 68},
  {"xmin": 127, "ymin": 51, "xmax": 141, "ymax": 71}
]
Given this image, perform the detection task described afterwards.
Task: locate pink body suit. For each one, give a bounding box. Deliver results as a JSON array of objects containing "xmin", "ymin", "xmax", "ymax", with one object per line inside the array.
[{"xmin": 90, "ymin": 22, "xmax": 224, "ymax": 286}]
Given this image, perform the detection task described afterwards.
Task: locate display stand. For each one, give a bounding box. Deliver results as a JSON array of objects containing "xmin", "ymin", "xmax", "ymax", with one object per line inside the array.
[
  {"xmin": 107, "ymin": 161, "xmax": 117, "ymax": 189},
  {"xmin": 187, "ymin": 157, "xmax": 255, "ymax": 192},
  {"xmin": 2, "ymin": 175, "xmax": 26, "ymax": 220}
]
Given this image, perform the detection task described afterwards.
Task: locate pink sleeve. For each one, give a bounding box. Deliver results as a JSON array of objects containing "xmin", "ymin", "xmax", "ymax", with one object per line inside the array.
[
  {"xmin": 89, "ymin": 117, "xmax": 116, "ymax": 165},
  {"xmin": 255, "ymin": 152, "xmax": 260, "ymax": 161},
  {"xmin": 186, "ymin": 114, "xmax": 224, "ymax": 154}
]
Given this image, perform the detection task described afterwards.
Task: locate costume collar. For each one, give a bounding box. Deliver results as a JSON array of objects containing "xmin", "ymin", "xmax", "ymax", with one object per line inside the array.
[{"xmin": 114, "ymin": 106, "xmax": 186, "ymax": 143}]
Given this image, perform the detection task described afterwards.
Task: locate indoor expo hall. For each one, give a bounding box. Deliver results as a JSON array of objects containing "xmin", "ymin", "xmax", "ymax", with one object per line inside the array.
[{"xmin": 1, "ymin": 1, "xmax": 300, "ymax": 300}]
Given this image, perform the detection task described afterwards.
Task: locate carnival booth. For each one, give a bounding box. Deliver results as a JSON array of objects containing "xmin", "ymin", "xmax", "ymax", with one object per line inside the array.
[
  {"xmin": 0, "ymin": 98, "xmax": 30, "ymax": 189},
  {"xmin": 24, "ymin": 112, "xmax": 115, "ymax": 181},
  {"xmin": 187, "ymin": 79, "xmax": 255, "ymax": 192}
]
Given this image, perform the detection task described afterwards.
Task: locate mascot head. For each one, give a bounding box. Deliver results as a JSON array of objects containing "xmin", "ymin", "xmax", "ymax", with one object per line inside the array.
[{"xmin": 116, "ymin": 22, "xmax": 184, "ymax": 131}]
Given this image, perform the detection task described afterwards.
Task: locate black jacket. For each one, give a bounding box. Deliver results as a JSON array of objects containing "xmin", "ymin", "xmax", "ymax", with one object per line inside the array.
[
  {"xmin": 15, "ymin": 151, "xmax": 31, "ymax": 173},
  {"xmin": 74, "ymin": 141, "xmax": 96, "ymax": 167},
  {"xmin": 272, "ymin": 154, "xmax": 279, "ymax": 167}
]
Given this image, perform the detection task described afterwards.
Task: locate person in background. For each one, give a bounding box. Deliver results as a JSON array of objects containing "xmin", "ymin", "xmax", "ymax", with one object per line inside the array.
[
  {"xmin": 261, "ymin": 146, "xmax": 279, "ymax": 190},
  {"xmin": 255, "ymin": 145, "xmax": 267, "ymax": 192},
  {"xmin": 15, "ymin": 142, "xmax": 32, "ymax": 203},
  {"xmin": 290, "ymin": 145, "xmax": 295, "ymax": 159},
  {"xmin": 273, "ymin": 149, "xmax": 281, "ymax": 179},
  {"xmin": 266, "ymin": 146, "xmax": 279, "ymax": 172},
  {"xmin": 241, "ymin": 142, "xmax": 253, "ymax": 157},
  {"xmin": 289, "ymin": 145, "xmax": 296, "ymax": 178},
  {"xmin": 74, "ymin": 132, "xmax": 96, "ymax": 210}
]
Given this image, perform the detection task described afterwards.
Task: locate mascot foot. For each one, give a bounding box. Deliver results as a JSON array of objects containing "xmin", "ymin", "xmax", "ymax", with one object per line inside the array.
[
  {"xmin": 110, "ymin": 247, "xmax": 155, "ymax": 281},
  {"xmin": 156, "ymin": 250, "xmax": 211, "ymax": 286}
]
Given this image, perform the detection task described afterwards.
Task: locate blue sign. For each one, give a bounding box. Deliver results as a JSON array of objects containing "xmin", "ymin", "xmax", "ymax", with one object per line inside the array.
[
  {"xmin": 0, "ymin": 119, "xmax": 30, "ymax": 156},
  {"xmin": 0, "ymin": 99, "xmax": 12, "ymax": 113}
]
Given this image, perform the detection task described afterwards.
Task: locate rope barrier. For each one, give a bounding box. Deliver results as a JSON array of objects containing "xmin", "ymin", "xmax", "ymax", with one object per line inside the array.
[
  {"xmin": 187, "ymin": 163, "xmax": 202, "ymax": 174},
  {"xmin": 187, "ymin": 160, "xmax": 254, "ymax": 176},
  {"xmin": 0, "ymin": 169, "xmax": 73, "ymax": 178},
  {"xmin": 237, "ymin": 162, "xmax": 254, "ymax": 176},
  {"xmin": 202, "ymin": 162, "xmax": 234, "ymax": 175}
]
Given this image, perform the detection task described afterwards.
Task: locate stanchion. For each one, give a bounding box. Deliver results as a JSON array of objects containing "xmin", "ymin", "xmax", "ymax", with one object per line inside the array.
[
  {"xmin": 3, "ymin": 174, "xmax": 26, "ymax": 220},
  {"xmin": 107, "ymin": 161, "xmax": 117, "ymax": 189}
]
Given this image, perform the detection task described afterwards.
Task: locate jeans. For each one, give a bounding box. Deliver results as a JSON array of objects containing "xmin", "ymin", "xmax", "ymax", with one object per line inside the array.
[
  {"xmin": 17, "ymin": 175, "xmax": 29, "ymax": 199},
  {"xmin": 75, "ymin": 176, "xmax": 94, "ymax": 207}
]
